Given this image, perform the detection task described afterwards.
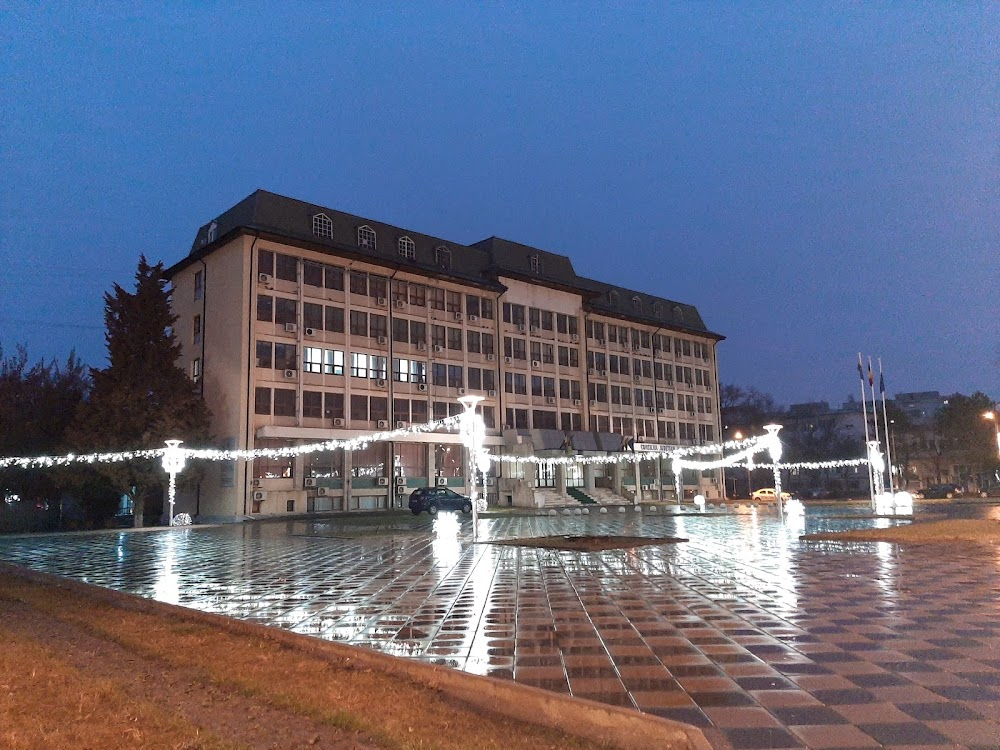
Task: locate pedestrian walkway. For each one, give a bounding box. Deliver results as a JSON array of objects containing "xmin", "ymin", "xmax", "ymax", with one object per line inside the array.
[{"xmin": 2, "ymin": 505, "xmax": 1000, "ymax": 749}]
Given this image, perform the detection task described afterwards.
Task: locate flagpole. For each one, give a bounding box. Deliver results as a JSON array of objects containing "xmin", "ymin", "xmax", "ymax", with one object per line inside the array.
[
  {"xmin": 858, "ymin": 353, "xmax": 875, "ymax": 508},
  {"xmin": 879, "ymin": 358, "xmax": 894, "ymax": 494},
  {"xmin": 868, "ymin": 357, "xmax": 882, "ymax": 494}
]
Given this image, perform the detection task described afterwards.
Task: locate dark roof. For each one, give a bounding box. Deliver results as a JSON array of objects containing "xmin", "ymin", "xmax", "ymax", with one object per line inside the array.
[{"xmin": 168, "ymin": 189, "xmax": 722, "ymax": 338}]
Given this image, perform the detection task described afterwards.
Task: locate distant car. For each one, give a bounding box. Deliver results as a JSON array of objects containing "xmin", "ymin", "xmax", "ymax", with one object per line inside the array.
[
  {"xmin": 408, "ymin": 487, "xmax": 473, "ymax": 516},
  {"xmin": 750, "ymin": 488, "xmax": 793, "ymax": 503},
  {"xmin": 920, "ymin": 483, "xmax": 963, "ymax": 499}
]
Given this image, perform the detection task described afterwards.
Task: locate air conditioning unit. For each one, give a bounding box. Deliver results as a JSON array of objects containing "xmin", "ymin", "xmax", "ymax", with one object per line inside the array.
[
  {"xmin": 283, "ymin": 369, "xmax": 296, "ymax": 378},
  {"xmin": 589, "ymin": 400, "xmax": 598, "ymax": 407},
  {"xmin": 317, "ymin": 487, "xmax": 331, "ymax": 497},
  {"xmin": 333, "ymin": 418, "xmax": 345, "ymax": 427},
  {"xmin": 285, "ymin": 322, "xmax": 298, "ymax": 333},
  {"xmin": 304, "ymin": 477, "xmax": 317, "ymax": 488},
  {"xmin": 486, "ymin": 353, "xmax": 495, "ymax": 361},
  {"xmin": 394, "ymin": 299, "xmax": 405, "ymax": 308},
  {"xmin": 377, "ymin": 420, "xmax": 388, "ymax": 429},
  {"xmin": 546, "ymin": 396, "xmax": 555, "ymax": 404},
  {"xmin": 571, "ymin": 334, "xmax": 579, "ymax": 342},
  {"xmin": 304, "ymin": 327, "xmax": 316, "ymax": 337},
  {"xmin": 453, "ymin": 312, "xmax": 463, "ymax": 321},
  {"xmin": 433, "ymin": 345, "xmax": 444, "ymax": 352},
  {"xmin": 517, "ymin": 324, "xmax": 527, "ymax": 332},
  {"xmin": 529, "ymin": 325, "xmax": 539, "ymax": 333},
  {"xmin": 395, "ymin": 476, "xmax": 406, "ymax": 485},
  {"xmin": 416, "ymin": 342, "xmax": 427, "ymax": 351},
  {"xmin": 573, "ymin": 399, "xmax": 581, "ymax": 406},
  {"xmin": 596, "ymin": 338, "xmax": 605, "ymax": 345},
  {"xmin": 377, "ymin": 477, "xmax": 389, "ymax": 486},
  {"xmin": 395, "ymin": 421, "xmax": 406, "ymax": 429},
  {"xmin": 501, "ymin": 423, "xmax": 512, "ymax": 430},
  {"xmin": 504, "ymin": 356, "xmax": 512, "ymax": 364},
  {"xmin": 485, "ymin": 477, "xmax": 495, "ymax": 486},
  {"xmin": 649, "ymin": 407, "xmax": 656, "ymax": 414},
  {"xmin": 688, "ymin": 411, "xmax": 696, "ymax": 417},
  {"xmin": 258, "ymin": 273, "xmax": 273, "ymax": 287},
  {"xmin": 531, "ymin": 360, "xmax": 540, "ymax": 368},
  {"xmin": 657, "ymin": 408, "xmax": 665, "ymax": 414},
  {"xmin": 436, "ymin": 477, "xmax": 448, "ymax": 486},
  {"xmin": 588, "ymin": 367, "xmax": 595, "ymax": 374},
  {"xmin": 377, "ymin": 336, "xmax": 387, "ymax": 344},
  {"xmin": 641, "ymin": 484, "xmax": 650, "ymax": 491},
  {"xmin": 251, "ymin": 479, "xmax": 263, "ymax": 488},
  {"xmin": 469, "ymin": 315, "xmax": 478, "ymax": 322},
  {"xmin": 634, "ymin": 374, "xmax": 642, "ymax": 382},
  {"xmin": 457, "ymin": 387, "xmax": 466, "ymax": 395},
  {"xmin": 598, "ymin": 370, "xmax": 607, "ymax": 377},
  {"xmin": 417, "ymin": 383, "xmax": 428, "ymax": 391},
  {"xmin": 252, "ymin": 490, "xmax": 266, "ymax": 501},
  {"xmin": 377, "ymin": 297, "xmax": 387, "ymax": 307},
  {"xmin": 487, "ymin": 389, "xmax": 497, "ymax": 397},
  {"xmin": 376, "ymin": 379, "xmax": 387, "ymax": 387}
]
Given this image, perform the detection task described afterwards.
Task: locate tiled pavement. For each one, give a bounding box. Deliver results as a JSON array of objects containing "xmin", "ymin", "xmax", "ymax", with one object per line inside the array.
[{"xmin": 3, "ymin": 504, "xmax": 1000, "ymax": 749}]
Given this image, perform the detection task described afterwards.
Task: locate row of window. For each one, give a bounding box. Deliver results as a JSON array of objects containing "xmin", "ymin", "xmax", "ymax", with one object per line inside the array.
[
  {"xmin": 502, "ymin": 408, "xmax": 714, "ymax": 442},
  {"xmin": 585, "ymin": 323, "xmax": 712, "ymax": 360},
  {"xmin": 501, "ymin": 303, "xmax": 580, "ymax": 336},
  {"xmin": 310, "ymin": 216, "xmax": 458, "ymax": 270},
  {"xmin": 254, "ymin": 387, "xmax": 498, "ymax": 428},
  {"xmin": 583, "ymin": 385, "xmax": 713, "ymax": 413},
  {"xmin": 586, "ymin": 353, "xmax": 712, "ymax": 387}
]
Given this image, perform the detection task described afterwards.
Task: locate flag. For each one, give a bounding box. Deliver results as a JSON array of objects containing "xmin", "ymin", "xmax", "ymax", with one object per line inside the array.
[
  {"xmin": 867, "ymin": 358, "xmax": 874, "ymax": 387},
  {"xmin": 857, "ymin": 353, "xmax": 864, "ymax": 380},
  {"xmin": 879, "ymin": 371, "xmax": 885, "ymax": 394}
]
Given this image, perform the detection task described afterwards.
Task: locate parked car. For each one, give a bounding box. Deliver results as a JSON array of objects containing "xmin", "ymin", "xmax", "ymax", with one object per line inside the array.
[
  {"xmin": 408, "ymin": 487, "xmax": 473, "ymax": 516},
  {"xmin": 750, "ymin": 488, "xmax": 793, "ymax": 503},
  {"xmin": 920, "ymin": 483, "xmax": 964, "ymax": 499}
]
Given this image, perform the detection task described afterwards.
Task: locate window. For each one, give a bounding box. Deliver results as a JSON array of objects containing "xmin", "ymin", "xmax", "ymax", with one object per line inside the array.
[
  {"xmin": 398, "ymin": 236, "xmax": 415, "ymax": 259},
  {"xmin": 448, "ymin": 365, "xmax": 463, "ymax": 389},
  {"xmin": 193, "ymin": 270, "xmax": 204, "ymax": 301},
  {"xmin": 358, "ymin": 225, "xmax": 376, "ymax": 250},
  {"xmin": 258, "ymin": 249, "xmax": 275, "ymax": 276},
  {"xmin": 324, "ymin": 266, "xmax": 344, "ymax": 290},
  {"xmin": 410, "ymin": 320, "xmax": 426, "ymax": 345},
  {"xmin": 256, "ymin": 295, "xmax": 273, "ymax": 322},
  {"xmin": 502, "ymin": 303, "xmax": 525, "ymax": 325},
  {"xmin": 529, "ymin": 308, "xmax": 541, "ymax": 329},
  {"xmin": 431, "ymin": 325, "xmax": 446, "ymax": 349},
  {"xmin": 350, "ymin": 271, "xmax": 368, "ymax": 296},
  {"xmin": 370, "ymin": 397, "xmax": 388, "ymax": 422},
  {"xmin": 303, "ymin": 262, "xmax": 323, "ymax": 287},
  {"xmin": 428, "ymin": 287, "xmax": 445, "ymax": 310},
  {"xmin": 313, "ymin": 214, "xmax": 333, "ymax": 239},
  {"xmin": 302, "ymin": 391, "xmax": 323, "ymax": 418},
  {"xmin": 350, "ymin": 311, "xmax": 368, "ymax": 337},
  {"xmin": 274, "ymin": 343, "xmax": 296, "ymax": 370},
  {"xmin": 632, "ymin": 295, "xmax": 641, "ymax": 311},
  {"xmin": 275, "ymin": 254, "xmax": 297, "ymax": 282},
  {"xmin": 504, "ymin": 337, "xmax": 526, "ymax": 360},
  {"xmin": 303, "ymin": 303, "xmax": 323, "ymax": 330},
  {"xmin": 541, "ymin": 310, "xmax": 553, "ymax": 331},
  {"xmin": 370, "ymin": 356, "xmax": 387, "ymax": 380},
  {"xmin": 532, "ymin": 410, "xmax": 557, "ymax": 429},
  {"xmin": 191, "ymin": 357, "xmax": 201, "ymax": 381},
  {"xmin": 432, "ymin": 363, "xmax": 447, "ymax": 386},
  {"xmin": 351, "ymin": 395, "xmax": 368, "ymax": 422},
  {"xmin": 351, "ymin": 353, "xmax": 370, "ymax": 378},
  {"xmin": 468, "ymin": 368, "xmax": 482, "ymax": 390},
  {"xmin": 368, "ymin": 275, "xmax": 387, "ymax": 300},
  {"xmin": 392, "ymin": 318, "xmax": 409, "ymax": 343},
  {"xmin": 325, "ymin": 306, "xmax": 344, "ymax": 333},
  {"xmin": 192, "ymin": 315, "xmax": 201, "ymax": 345},
  {"xmin": 273, "ymin": 388, "xmax": 296, "ymax": 417},
  {"xmin": 480, "ymin": 298, "xmax": 494, "ymax": 320},
  {"xmin": 447, "ymin": 327, "xmax": 463, "ymax": 350},
  {"xmin": 653, "ymin": 301, "xmax": 663, "ymax": 318},
  {"xmin": 325, "ymin": 392, "xmax": 345, "ymax": 420},
  {"xmin": 608, "ymin": 290, "xmax": 619, "ymax": 305},
  {"xmin": 370, "ymin": 314, "xmax": 387, "ymax": 340},
  {"xmin": 409, "ymin": 284, "xmax": 426, "ymax": 307},
  {"xmin": 542, "ymin": 343, "xmax": 554, "ymax": 364},
  {"xmin": 304, "ymin": 347, "xmax": 323, "ymax": 373},
  {"xmin": 481, "ymin": 333, "xmax": 494, "ymax": 355},
  {"xmin": 446, "ymin": 291, "xmax": 462, "ymax": 313},
  {"xmin": 435, "ymin": 245, "xmax": 451, "ymax": 269},
  {"xmin": 253, "ymin": 388, "xmax": 271, "ymax": 418},
  {"xmin": 529, "ymin": 254, "xmax": 542, "ymax": 274},
  {"xmin": 467, "ymin": 330, "xmax": 481, "ymax": 353},
  {"xmin": 256, "ymin": 341, "xmax": 272, "ymax": 368},
  {"xmin": 466, "ymin": 296, "xmax": 481, "ymax": 317},
  {"xmin": 324, "ymin": 349, "xmax": 344, "ymax": 375},
  {"xmin": 253, "ymin": 439, "xmax": 294, "ymax": 479},
  {"xmin": 275, "ymin": 298, "xmax": 296, "ymax": 326}
]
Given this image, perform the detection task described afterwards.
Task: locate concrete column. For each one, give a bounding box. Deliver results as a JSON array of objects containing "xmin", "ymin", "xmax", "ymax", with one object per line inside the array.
[
  {"xmin": 584, "ymin": 463, "xmax": 595, "ymax": 491},
  {"xmin": 343, "ymin": 448, "xmax": 353, "ymax": 512},
  {"xmin": 633, "ymin": 459, "xmax": 642, "ymax": 505},
  {"xmin": 612, "ymin": 461, "xmax": 623, "ymax": 495},
  {"xmin": 427, "ymin": 442, "xmax": 436, "ymax": 486},
  {"xmin": 556, "ymin": 464, "xmax": 567, "ymax": 496},
  {"xmin": 655, "ymin": 457, "xmax": 663, "ymax": 503}
]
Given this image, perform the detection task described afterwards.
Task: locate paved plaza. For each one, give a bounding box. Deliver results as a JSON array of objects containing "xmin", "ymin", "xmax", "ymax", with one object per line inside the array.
[{"xmin": 3, "ymin": 504, "xmax": 1000, "ymax": 750}]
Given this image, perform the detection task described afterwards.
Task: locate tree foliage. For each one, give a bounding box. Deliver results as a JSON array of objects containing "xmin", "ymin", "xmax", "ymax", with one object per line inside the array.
[
  {"xmin": 720, "ymin": 384, "xmax": 782, "ymax": 437},
  {"xmin": 68, "ymin": 257, "xmax": 211, "ymax": 526},
  {"xmin": 936, "ymin": 392, "xmax": 998, "ymax": 482}
]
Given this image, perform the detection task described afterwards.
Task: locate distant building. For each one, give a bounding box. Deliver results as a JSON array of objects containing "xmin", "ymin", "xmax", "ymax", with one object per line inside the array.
[{"xmin": 166, "ymin": 190, "xmax": 724, "ymax": 520}]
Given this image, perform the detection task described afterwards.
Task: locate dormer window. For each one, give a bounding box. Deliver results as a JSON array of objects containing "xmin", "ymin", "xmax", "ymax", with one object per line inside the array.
[
  {"xmin": 673, "ymin": 305, "xmax": 683, "ymax": 322},
  {"xmin": 398, "ymin": 236, "xmax": 415, "ymax": 260},
  {"xmin": 435, "ymin": 245, "xmax": 452, "ymax": 270},
  {"xmin": 529, "ymin": 254, "xmax": 543, "ymax": 274},
  {"xmin": 608, "ymin": 290, "xmax": 620, "ymax": 305},
  {"xmin": 312, "ymin": 214, "xmax": 333, "ymax": 239},
  {"xmin": 206, "ymin": 221, "xmax": 218, "ymax": 243},
  {"xmin": 653, "ymin": 302, "xmax": 663, "ymax": 318},
  {"xmin": 358, "ymin": 225, "xmax": 376, "ymax": 251},
  {"xmin": 632, "ymin": 296, "xmax": 642, "ymax": 311}
]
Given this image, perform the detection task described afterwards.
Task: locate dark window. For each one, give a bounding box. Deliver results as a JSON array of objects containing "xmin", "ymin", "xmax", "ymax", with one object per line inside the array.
[
  {"xmin": 256, "ymin": 295, "xmax": 273, "ymax": 322},
  {"xmin": 254, "ymin": 387, "xmax": 271, "ymax": 414},
  {"xmin": 351, "ymin": 395, "xmax": 368, "ymax": 422},
  {"xmin": 350, "ymin": 272, "xmax": 368, "ymax": 296},
  {"xmin": 350, "ymin": 311, "xmax": 368, "ymax": 337},
  {"xmin": 258, "ymin": 249, "xmax": 274, "ymax": 276},
  {"xmin": 303, "ymin": 261, "xmax": 323, "ymax": 287},
  {"xmin": 392, "ymin": 318, "xmax": 409, "ymax": 343},
  {"xmin": 273, "ymin": 388, "xmax": 296, "ymax": 416},
  {"xmin": 302, "ymin": 391, "xmax": 322, "ymax": 418},
  {"xmin": 303, "ymin": 303, "xmax": 323, "ymax": 330},
  {"xmin": 274, "ymin": 343, "xmax": 296, "ymax": 370},
  {"xmin": 370, "ymin": 397, "xmax": 388, "ymax": 422},
  {"xmin": 410, "ymin": 321, "xmax": 426, "ymax": 345},
  {"xmin": 256, "ymin": 341, "xmax": 272, "ymax": 368},
  {"xmin": 370, "ymin": 314, "xmax": 387, "ymax": 340},
  {"xmin": 447, "ymin": 328, "xmax": 463, "ymax": 351},
  {"xmin": 275, "ymin": 254, "xmax": 297, "ymax": 282},
  {"xmin": 368, "ymin": 275, "xmax": 387, "ymax": 300},
  {"xmin": 448, "ymin": 365, "xmax": 463, "ymax": 389},
  {"xmin": 324, "ymin": 266, "xmax": 344, "ymax": 290},
  {"xmin": 275, "ymin": 298, "xmax": 296, "ymax": 326},
  {"xmin": 324, "ymin": 392, "xmax": 344, "ymax": 420},
  {"xmin": 325, "ymin": 306, "xmax": 344, "ymax": 333}
]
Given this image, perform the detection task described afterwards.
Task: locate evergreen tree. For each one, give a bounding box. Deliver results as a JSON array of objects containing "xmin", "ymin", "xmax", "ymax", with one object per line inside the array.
[{"xmin": 69, "ymin": 257, "xmax": 211, "ymax": 526}]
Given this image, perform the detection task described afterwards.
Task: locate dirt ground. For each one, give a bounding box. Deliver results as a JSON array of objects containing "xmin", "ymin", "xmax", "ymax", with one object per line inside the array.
[
  {"xmin": 0, "ymin": 574, "xmax": 613, "ymax": 750},
  {"xmin": 801, "ymin": 518, "xmax": 1000, "ymax": 544}
]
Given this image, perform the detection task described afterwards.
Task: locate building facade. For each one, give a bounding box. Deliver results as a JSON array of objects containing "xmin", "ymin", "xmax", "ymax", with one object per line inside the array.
[{"xmin": 166, "ymin": 190, "xmax": 724, "ymax": 520}]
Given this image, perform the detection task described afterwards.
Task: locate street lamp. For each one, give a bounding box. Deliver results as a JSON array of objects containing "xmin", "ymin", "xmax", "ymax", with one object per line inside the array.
[
  {"xmin": 984, "ymin": 409, "xmax": 1000, "ymax": 459},
  {"xmin": 734, "ymin": 430, "xmax": 751, "ymax": 498}
]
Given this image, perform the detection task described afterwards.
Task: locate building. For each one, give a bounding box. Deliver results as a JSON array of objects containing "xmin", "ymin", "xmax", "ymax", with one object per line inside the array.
[{"xmin": 166, "ymin": 190, "xmax": 724, "ymax": 520}]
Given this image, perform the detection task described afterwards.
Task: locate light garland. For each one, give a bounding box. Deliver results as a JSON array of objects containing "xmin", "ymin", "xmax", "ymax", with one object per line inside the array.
[
  {"xmin": 741, "ymin": 458, "xmax": 869, "ymax": 471},
  {"xmin": 0, "ymin": 448, "xmax": 165, "ymax": 470}
]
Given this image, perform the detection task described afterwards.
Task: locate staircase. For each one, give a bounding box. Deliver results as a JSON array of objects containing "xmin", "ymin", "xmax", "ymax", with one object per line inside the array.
[{"xmin": 567, "ymin": 487, "xmax": 596, "ymax": 504}]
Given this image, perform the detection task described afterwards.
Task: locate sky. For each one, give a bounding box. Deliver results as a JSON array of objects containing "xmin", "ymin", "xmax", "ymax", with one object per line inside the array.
[{"xmin": 1, "ymin": 3, "xmax": 997, "ymax": 407}]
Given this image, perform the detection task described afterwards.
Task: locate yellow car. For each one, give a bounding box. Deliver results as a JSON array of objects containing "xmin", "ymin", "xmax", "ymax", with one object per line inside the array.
[{"xmin": 750, "ymin": 488, "xmax": 793, "ymax": 503}]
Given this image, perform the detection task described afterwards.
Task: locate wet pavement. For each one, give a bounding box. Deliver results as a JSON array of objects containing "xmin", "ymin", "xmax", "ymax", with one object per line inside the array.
[{"xmin": 3, "ymin": 503, "xmax": 1000, "ymax": 750}]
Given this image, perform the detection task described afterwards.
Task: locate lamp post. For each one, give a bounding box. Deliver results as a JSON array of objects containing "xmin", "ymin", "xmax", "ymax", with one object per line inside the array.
[
  {"xmin": 458, "ymin": 395, "xmax": 486, "ymax": 540},
  {"xmin": 734, "ymin": 430, "xmax": 749, "ymax": 498},
  {"xmin": 983, "ymin": 408, "xmax": 999, "ymax": 495},
  {"xmin": 161, "ymin": 440, "xmax": 186, "ymax": 526}
]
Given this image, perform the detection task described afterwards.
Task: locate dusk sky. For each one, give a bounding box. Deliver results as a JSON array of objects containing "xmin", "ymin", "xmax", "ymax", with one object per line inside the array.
[{"xmin": 2, "ymin": 4, "xmax": 996, "ymax": 407}]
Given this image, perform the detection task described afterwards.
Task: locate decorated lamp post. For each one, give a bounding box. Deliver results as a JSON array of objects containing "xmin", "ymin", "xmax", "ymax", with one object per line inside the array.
[
  {"xmin": 458, "ymin": 395, "xmax": 486, "ymax": 540},
  {"xmin": 868, "ymin": 440, "xmax": 886, "ymax": 511},
  {"xmin": 672, "ymin": 457, "xmax": 682, "ymax": 508},
  {"xmin": 161, "ymin": 440, "xmax": 186, "ymax": 526},
  {"xmin": 763, "ymin": 424, "xmax": 784, "ymax": 519}
]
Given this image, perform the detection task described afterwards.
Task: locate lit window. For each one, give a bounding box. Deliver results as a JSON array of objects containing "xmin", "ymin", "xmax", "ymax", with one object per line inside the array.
[
  {"xmin": 358, "ymin": 225, "xmax": 377, "ymax": 250},
  {"xmin": 398, "ymin": 236, "xmax": 415, "ymax": 260},
  {"xmin": 435, "ymin": 245, "xmax": 451, "ymax": 269},
  {"xmin": 312, "ymin": 214, "xmax": 333, "ymax": 239},
  {"xmin": 303, "ymin": 347, "xmax": 323, "ymax": 374}
]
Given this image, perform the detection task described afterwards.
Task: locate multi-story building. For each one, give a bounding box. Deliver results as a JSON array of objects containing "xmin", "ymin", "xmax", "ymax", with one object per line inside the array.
[{"xmin": 166, "ymin": 190, "xmax": 724, "ymax": 520}]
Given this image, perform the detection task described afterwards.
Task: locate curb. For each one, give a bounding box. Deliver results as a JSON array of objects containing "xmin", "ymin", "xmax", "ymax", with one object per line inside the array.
[{"xmin": 1, "ymin": 563, "xmax": 713, "ymax": 750}]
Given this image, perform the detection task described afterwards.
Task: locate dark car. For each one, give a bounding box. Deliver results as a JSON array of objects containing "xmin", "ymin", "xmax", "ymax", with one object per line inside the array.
[
  {"xmin": 920, "ymin": 483, "xmax": 964, "ymax": 499},
  {"xmin": 408, "ymin": 487, "xmax": 473, "ymax": 516}
]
